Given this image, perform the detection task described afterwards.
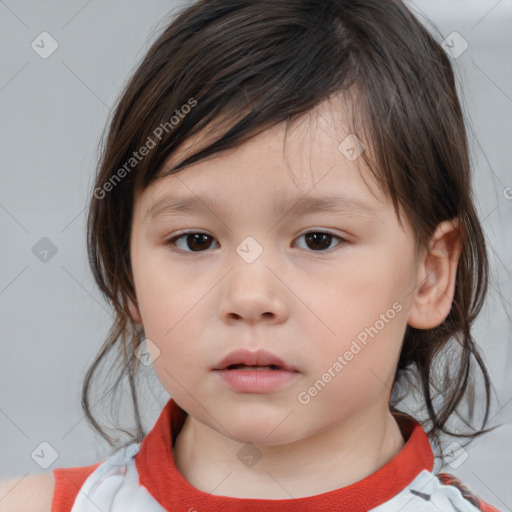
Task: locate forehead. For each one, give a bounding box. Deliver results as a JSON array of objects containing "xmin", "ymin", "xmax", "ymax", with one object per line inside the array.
[
  {"xmin": 136, "ymin": 94, "xmax": 388, "ymax": 217},
  {"xmin": 155, "ymin": 92, "xmax": 361, "ymax": 173}
]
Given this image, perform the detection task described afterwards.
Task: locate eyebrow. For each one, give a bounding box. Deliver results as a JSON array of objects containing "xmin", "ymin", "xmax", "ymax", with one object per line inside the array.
[{"xmin": 144, "ymin": 191, "xmax": 383, "ymax": 223}]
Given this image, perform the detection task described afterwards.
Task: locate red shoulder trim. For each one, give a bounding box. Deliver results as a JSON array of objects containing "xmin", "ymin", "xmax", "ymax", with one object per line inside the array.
[
  {"xmin": 51, "ymin": 463, "xmax": 102, "ymax": 512},
  {"xmin": 438, "ymin": 473, "xmax": 501, "ymax": 512}
]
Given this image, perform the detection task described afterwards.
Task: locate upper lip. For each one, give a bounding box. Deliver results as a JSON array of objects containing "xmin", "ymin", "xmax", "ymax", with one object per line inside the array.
[{"xmin": 213, "ymin": 348, "xmax": 299, "ymax": 372}]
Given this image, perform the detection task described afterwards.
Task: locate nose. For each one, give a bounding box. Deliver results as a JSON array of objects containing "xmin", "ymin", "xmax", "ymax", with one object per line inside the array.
[{"xmin": 218, "ymin": 252, "xmax": 289, "ymax": 325}]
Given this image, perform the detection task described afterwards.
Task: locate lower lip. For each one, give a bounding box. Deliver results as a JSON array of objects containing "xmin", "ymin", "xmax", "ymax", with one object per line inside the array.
[{"xmin": 213, "ymin": 368, "xmax": 300, "ymax": 393}]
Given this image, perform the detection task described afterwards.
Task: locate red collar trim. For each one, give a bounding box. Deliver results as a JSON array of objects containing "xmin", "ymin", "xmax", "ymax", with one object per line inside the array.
[{"xmin": 136, "ymin": 399, "xmax": 434, "ymax": 511}]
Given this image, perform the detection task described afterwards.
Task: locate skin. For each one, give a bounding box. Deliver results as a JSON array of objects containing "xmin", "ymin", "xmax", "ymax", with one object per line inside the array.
[{"xmin": 128, "ymin": 96, "xmax": 461, "ymax": 499}]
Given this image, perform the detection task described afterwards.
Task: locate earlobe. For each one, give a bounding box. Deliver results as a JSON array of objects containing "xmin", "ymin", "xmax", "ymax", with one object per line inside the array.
[{"xmin": 407, "ymin": 220, "xmax": 462, "ymax": 330}]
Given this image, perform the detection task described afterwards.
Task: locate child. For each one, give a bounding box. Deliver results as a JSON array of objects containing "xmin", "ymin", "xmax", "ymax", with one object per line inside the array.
[{"xmin": 1, "ymin": 0, "xmax": 503, "ymax": 510}]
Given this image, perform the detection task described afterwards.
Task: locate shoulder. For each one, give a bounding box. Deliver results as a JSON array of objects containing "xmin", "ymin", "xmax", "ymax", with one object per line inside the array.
[
  {"xmin": 436, "ymin": 472, "xmax": 501, "ymax": 512},
  {"xmin": 0, "ymin": 472, "xmax": 55, "ymax": 512},
  {"xmin": 386, "ymin": 469, "xmax": 502, "ymax": 512},
  {"xmin": 0, "ymin": 462, "xmax": 103, "ymax": 512}
]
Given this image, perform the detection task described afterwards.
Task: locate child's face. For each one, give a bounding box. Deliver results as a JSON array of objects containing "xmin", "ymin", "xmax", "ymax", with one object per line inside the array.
[{"xmin": 129, "ymin": 99, "xmax": 424, "ymax": 445}]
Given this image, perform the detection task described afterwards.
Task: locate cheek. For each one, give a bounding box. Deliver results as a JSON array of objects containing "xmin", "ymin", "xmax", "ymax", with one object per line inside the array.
[
  {"xmin": 298, "ymin": 254, "xmax": 411, "ymax": 383},
  {"xmin": 133, "ymin": 268, "xmax": 211, "ymax": 385},
  {"xmin": 298, "ymin": 314, "xmax": 406, "ymax": 426},
  {"xmin": 133, "ymin": 250, "xmax": 206, "ymax": 334},
  {"xmin": 304, "ymin": 260, "xmax": 404, "ymax": 337}
]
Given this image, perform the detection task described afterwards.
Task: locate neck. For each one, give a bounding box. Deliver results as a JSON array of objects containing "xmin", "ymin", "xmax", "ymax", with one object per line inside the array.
[{"xmin": 172, "ymin": 404, "xmax": 405, "ymax": 499}]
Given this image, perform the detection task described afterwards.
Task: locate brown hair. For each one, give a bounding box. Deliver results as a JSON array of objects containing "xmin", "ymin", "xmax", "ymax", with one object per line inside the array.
[{"xmin": 84, "ymin": 0, "xmax": 496, "ymax": 458}]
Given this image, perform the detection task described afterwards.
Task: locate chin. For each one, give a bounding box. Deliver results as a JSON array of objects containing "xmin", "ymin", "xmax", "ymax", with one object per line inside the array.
[
  {"xmin": 221, "ymin": 413, "xmax": 306, "ymax": 446},
  {"xmin": 229, "ymin": 428, "xmax": 297, "ymax": 446}
]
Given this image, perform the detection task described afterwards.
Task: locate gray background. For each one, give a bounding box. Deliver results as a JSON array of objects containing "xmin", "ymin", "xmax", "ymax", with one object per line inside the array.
[{"xmin": 0, "ymin": 0, "xmax": 511, "ymax": 508}]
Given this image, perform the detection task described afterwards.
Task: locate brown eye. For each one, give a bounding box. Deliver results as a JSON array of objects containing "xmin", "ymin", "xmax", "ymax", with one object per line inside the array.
[
  {"xmin": 165, "ymin": 230, "xmax": 346, "ymax": 255},
  {"xmin": 296, "ymin": 231, "xmax": 345, "ymax": 252},
  {"xmin": 167, "ymin": 232, "xmax": 218, "ymax": 252}
]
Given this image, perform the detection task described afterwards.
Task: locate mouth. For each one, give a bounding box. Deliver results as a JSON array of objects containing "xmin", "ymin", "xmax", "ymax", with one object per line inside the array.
[
  {"xmin": 224, "ymin": 364, "xmax": 283, "ymax": 370},
  {"xmin": 212, "ymin": 350, "xmax": 300, "ymax": 393},
  {"xmin": 213, "ymin": 348, "xmax": 299, "ymax": 373}
]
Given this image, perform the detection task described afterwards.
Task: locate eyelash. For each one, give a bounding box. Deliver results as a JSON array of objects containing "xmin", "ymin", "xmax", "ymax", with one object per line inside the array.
[{"xmin": 164, "ymin": 230, "xmax": 348, "ymax": 254}]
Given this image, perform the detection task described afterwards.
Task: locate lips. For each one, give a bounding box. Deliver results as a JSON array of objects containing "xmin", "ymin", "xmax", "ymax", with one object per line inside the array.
[
  {"xmin": 213, "ymin": 348, "xmax": 300, "ymax": 393},
  {"xmin": 213, "ymin": 348, "xmax": 298, "ymax": 372}
]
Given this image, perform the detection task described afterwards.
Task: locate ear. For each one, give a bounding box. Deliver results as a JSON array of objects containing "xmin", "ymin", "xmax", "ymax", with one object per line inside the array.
[
  {"xmin": 407, "ymin": 219, "xmax": 462, "ymax": 329},
  {"xmin": 127, "ymin": 296, "xmax": 143, "ymax": 324}
]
